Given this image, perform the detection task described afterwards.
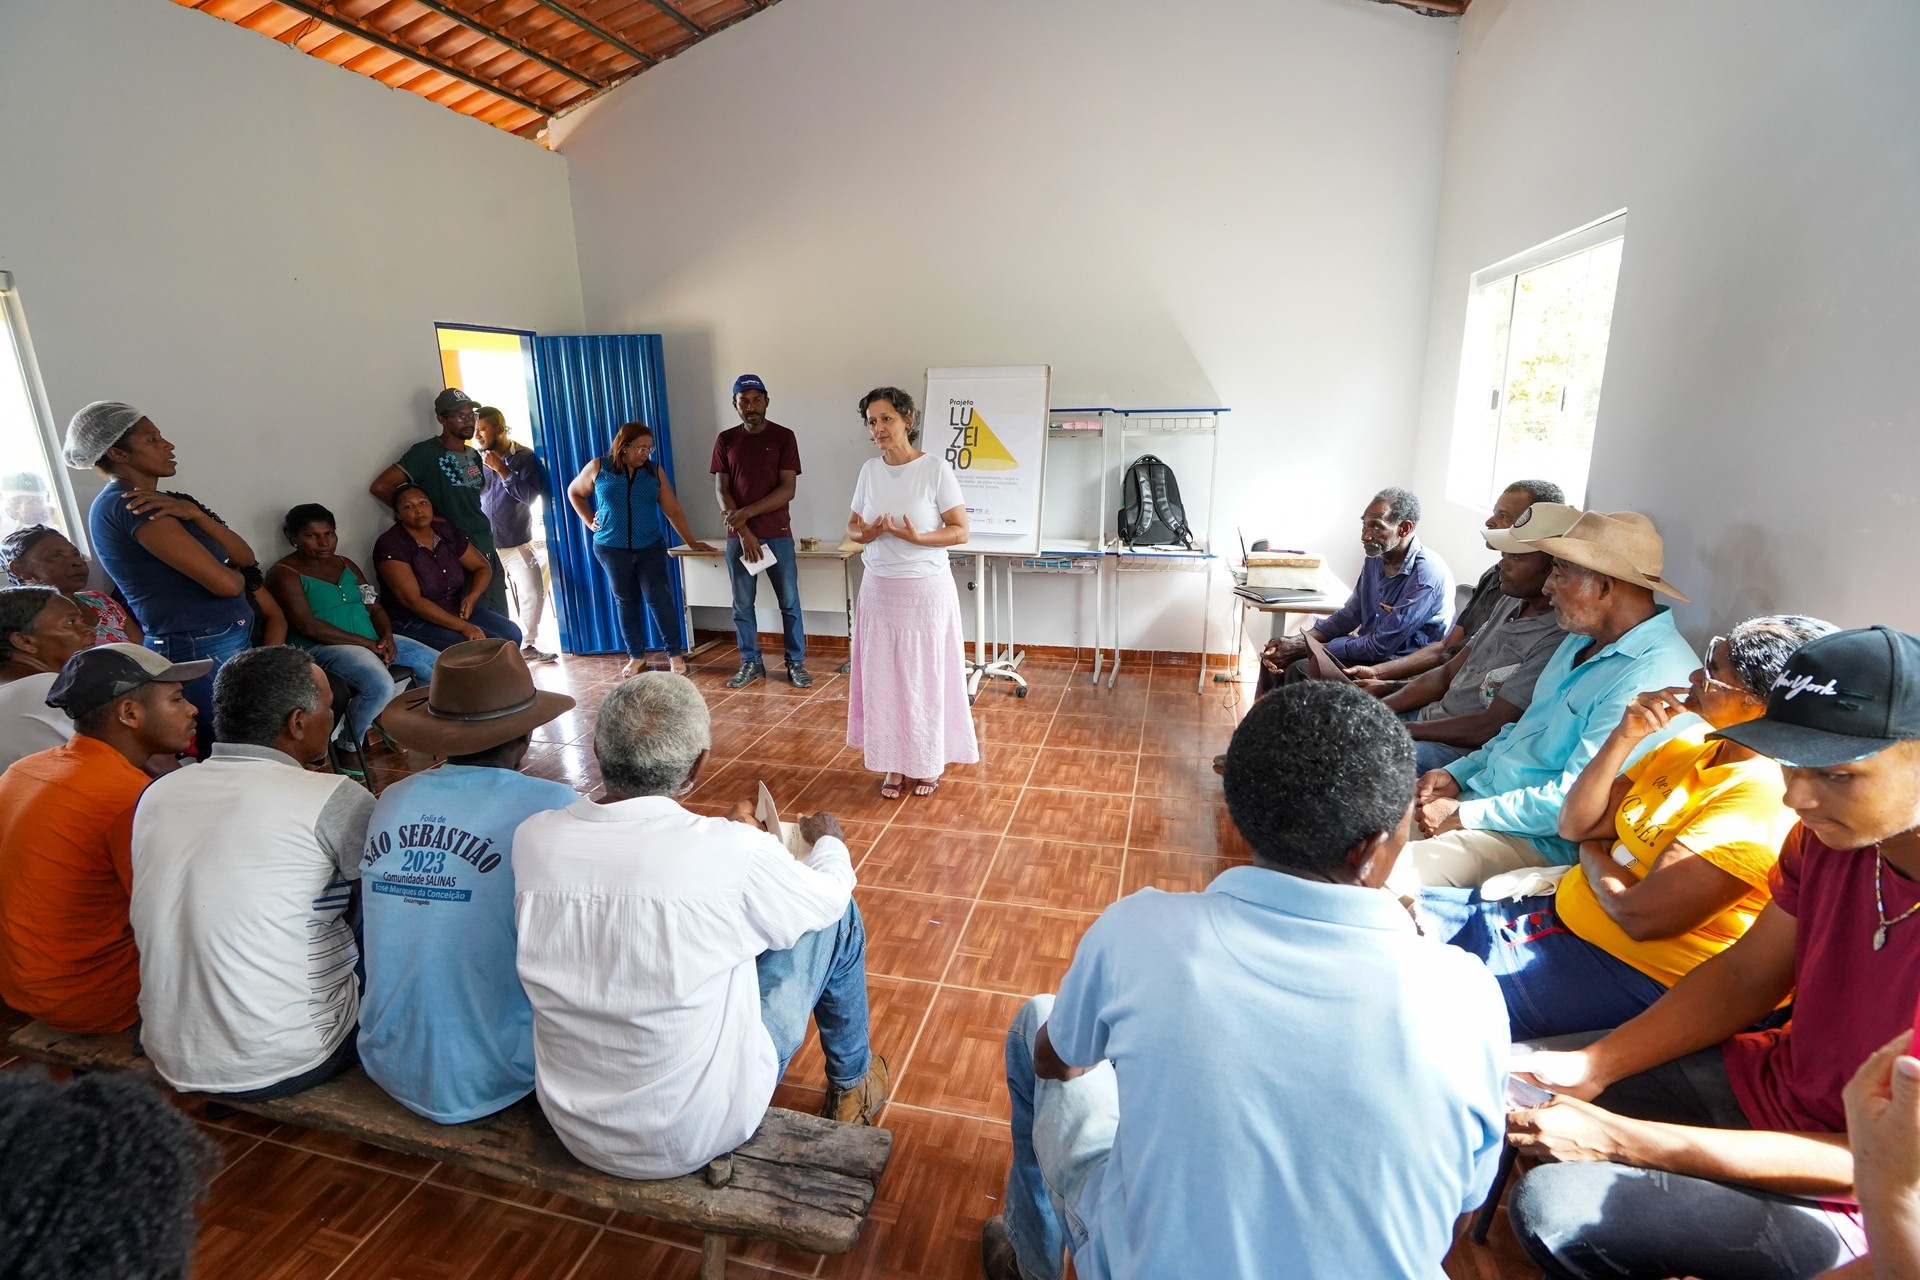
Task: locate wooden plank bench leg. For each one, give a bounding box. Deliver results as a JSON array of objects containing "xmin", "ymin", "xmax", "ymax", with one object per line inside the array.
[{"xmin": 701, "ymin": 1233, "xmax": 727, "ymax": 1279}]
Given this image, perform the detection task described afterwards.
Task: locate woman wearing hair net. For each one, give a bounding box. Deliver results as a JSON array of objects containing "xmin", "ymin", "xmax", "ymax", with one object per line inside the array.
[{"xmin": 63, "ymin": 402, "xmax": 283, "ymax": 755}]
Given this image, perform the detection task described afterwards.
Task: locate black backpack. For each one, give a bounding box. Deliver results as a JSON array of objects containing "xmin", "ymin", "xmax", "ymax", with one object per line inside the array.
[{"xmin": 1117, "ymin": 454, "xmax": 1194, "ymax": 548}]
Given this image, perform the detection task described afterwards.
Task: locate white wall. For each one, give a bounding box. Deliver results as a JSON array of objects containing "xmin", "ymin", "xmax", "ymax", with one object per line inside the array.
[
  {"xmin": 1411, "ymin": 0, "xmax": 1920, "ymax": 639},
  {"xmin": 551, "ymin": 0, "xmax": 1460, "ymax": 650},
  {"xmin": 0, "ymin": 0, "xmax": 585, "ymax": 570}
]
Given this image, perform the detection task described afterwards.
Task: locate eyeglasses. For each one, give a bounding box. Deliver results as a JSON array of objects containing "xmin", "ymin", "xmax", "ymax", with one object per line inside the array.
[{"xmin": 1701, "ymin": 636, "xmax": 1725, "ymax": 670}]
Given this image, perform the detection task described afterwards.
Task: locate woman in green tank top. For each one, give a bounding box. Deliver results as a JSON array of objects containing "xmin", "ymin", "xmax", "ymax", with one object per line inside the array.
[{"xmin": 266, "ymin": 503, "xmax": 440, "ymax": 769}]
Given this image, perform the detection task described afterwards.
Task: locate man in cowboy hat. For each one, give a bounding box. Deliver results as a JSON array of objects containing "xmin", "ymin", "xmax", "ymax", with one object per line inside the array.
[
  {"xmin": 355, "ymin": 639, "xmax": 577, "ymax": 1124},
  {"xmin": 1389, "ymin": 508, "xmax": 1700, "ymax": 891}
]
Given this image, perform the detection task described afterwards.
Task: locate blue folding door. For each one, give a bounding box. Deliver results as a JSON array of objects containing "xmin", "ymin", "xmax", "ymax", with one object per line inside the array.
[{"xmin": 530, "ymin": 334, "xmax": 687, "ymax": 655}]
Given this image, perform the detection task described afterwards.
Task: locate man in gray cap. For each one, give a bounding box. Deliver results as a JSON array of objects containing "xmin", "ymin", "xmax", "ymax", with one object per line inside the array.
[{"xmin": 369, "ymin": 388, "xmax": 506, "ymax": 614}]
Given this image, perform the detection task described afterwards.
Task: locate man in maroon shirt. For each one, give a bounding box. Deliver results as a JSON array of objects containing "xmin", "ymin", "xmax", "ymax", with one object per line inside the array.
[
  {"xmin": 710, "ymin": 374, "xmax": 807, "ymax": 689},
  {"xmin": 1501, "ymin": 625, "xmax": 1920, "ymax": 1280}
]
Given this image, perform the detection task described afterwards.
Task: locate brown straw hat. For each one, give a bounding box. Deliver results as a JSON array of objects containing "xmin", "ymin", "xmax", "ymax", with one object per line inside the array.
[
  {"xmin": 1527, "ymin": 510, "xmax": 1691, "ymax": 603},
  {"xmin": 378, "ymin": 639, "xmax": 575, "ymax": 756}
]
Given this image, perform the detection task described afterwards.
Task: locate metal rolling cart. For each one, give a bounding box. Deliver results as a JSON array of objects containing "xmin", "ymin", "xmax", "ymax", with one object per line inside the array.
[{"xmin": 1102, "ymin": 408, "xmax": 1226, "ymax": 692}]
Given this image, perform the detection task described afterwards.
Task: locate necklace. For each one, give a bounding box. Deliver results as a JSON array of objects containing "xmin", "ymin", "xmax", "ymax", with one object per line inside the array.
[{"xmin": 1872, "ymin": 854, "xmax": 1920, "ymax": 950}]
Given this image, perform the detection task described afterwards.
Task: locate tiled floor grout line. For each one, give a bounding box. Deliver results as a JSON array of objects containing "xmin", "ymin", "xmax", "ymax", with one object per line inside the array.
[
  {"xmin": 552, "ymin": 1227, "xmax": 605, "ymax": 1280},
  {"xmin": 868, "ymin": 666, "xmax": 1055, "ymax": 1119},
  {"xmin": 315, "ymin": 1175, "xmax": 426, "ymax": 1280}
]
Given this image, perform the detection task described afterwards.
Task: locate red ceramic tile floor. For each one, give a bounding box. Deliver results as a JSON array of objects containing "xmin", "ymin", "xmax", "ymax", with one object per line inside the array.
[{"xmin": 32, "ymin": 647, "xmax": 1532, "ymax": 1279}]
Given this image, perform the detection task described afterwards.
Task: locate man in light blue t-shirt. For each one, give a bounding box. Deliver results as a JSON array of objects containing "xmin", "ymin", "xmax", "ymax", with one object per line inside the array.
[
  {"xmin": 357, "ymin": 639, "xmax": 577, "ymax": 1124},
  {"xmin": 985, "ymin": 682, "xmax": 1508, "ymax": 1280}
]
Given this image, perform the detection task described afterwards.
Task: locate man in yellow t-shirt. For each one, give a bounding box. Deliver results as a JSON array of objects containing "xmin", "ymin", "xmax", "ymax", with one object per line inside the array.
[{"xmin": 1418, "ymin": 615, "xmax": 1834, "ymax": 1040}]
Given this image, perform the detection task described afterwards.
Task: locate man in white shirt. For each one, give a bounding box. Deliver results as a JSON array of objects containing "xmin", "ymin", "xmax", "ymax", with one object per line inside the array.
[
  {"xmin": 131, "ymin": 645, "xmax": 373, "ymax": 1100},
  {"xmin": 514, "ymin": 672, "xmax": 890, "ymax": 1180}
]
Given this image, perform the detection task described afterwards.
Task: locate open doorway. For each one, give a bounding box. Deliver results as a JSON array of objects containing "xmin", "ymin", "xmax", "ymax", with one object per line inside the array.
[{"xmin": 434, "ymin": 324, "xmax": 559, "ymax": 656}]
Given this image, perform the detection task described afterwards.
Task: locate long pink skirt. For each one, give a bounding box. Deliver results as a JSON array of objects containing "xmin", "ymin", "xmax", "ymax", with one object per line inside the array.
[{"xmin": 847, "ymin": 571, "xmax": 980, "ymax": 779}]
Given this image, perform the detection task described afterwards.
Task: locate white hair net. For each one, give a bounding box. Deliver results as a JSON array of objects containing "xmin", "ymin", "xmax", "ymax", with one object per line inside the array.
[{"xmin": 63, "ymin": 401, "xmax": 145, "ymax": 469}]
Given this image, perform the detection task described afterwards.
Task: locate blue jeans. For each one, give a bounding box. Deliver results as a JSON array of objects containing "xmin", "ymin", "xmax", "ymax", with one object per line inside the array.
[
  {"xmin": 147, "ymin": 615, "xmax": 252, "ymax": 755},
  {"xmin": 389, "ymin": 607, "xmax": 521, "ymax": 652},
  {"xmin": 756, "ymin": 900, "xmax": 872, "ymax": 1090},
  {"xmin": 307, "ymin": 638, "xmax": 440, "ymax": 745},
  {"xmin": 726, "ymin": 535, "xmax": 804, "ymax": 667},
  {"xmin": 1419, "ymin": 887, "xmax": 1669, "ymax": 1040},
  {"xmin": 592, "ymin": 540, "xmax": 683, "ymax": 657},
  {"xmin": 1003, "ymin": 994, "xmax": 1120, "ymax": 1280},
  {"xmin": 1413, "ymin": 738, "xmax": 1467, "ymax": 773}
]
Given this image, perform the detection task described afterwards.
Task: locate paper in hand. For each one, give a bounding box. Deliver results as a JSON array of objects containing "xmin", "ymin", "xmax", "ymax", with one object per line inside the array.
[
  {"xmin": 740, "ymin": 543, "xmax": 778, "ymax": 576},
  {"xmin": 755, "ymin": 781, "xmax": 812, "ymax": 857}
]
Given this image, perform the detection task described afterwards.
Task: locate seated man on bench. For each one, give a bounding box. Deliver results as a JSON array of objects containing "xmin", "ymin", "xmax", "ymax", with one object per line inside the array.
[
  {"xmin": 1363, "ymin": 503, "xmax": 1569, "ymax": 774},
  {"xmin": 513, "ymin": 672, "xmax": 890, "ymax": 1182},
  {"xmin": 131, "ymin": 647, "xmax": 373, "ymax": 1101},
  {"xmin": 1509, "ymin": 627, "xmax": 1920, "ymax": 1280},
  {"xmin": 985, "ymin": 682, "xmax": 1507, "ymax": 1280}
]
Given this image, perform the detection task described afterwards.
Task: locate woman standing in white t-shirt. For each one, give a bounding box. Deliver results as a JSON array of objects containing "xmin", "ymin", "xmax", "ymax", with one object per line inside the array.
[{"xmin": 845, "ymin": 387, "xmax": 980, "ymax": 799}]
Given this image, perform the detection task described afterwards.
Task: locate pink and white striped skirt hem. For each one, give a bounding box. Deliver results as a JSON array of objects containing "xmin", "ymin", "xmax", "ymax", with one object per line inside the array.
[{"xmin": 846, "ymin": 571, "xmax": 980, "ymax": 780}]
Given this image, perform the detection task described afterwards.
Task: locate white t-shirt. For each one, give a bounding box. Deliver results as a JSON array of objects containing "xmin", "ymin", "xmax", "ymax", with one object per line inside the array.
[
  {"xmin": 850, "ymin": 453, "xmax": 966, "ymax": 579},
  {"xmin": 0, "ymin": 672, "xmax": 74, "ymax": 772},
  {"xmin": 130, "ymin": 744, "xmax": 372, "ymax": 1093}
]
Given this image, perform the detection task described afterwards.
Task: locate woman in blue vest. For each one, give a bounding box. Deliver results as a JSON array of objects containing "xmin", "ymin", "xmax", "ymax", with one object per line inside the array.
[{"xmin": 566, "ymin": 421, "xmax": 712, "ymax": 677}]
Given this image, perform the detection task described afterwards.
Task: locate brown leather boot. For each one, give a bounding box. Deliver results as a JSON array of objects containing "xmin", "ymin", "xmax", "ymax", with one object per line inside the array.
[{"xmin": 820, "ymin": 1055, "xmax": 890, "ymax": 1125}]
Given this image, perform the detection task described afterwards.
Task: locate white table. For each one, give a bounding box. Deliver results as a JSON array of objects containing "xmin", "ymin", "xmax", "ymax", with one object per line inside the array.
[{"xmin": 668, "ymin": 545, "xmax": 858, "ymax": 671}]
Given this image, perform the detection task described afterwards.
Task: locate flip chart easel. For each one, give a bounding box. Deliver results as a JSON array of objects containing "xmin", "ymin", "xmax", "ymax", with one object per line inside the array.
[{"xmin": 925, "ymin": 365, "xmax": 1051, "ymax": 700}]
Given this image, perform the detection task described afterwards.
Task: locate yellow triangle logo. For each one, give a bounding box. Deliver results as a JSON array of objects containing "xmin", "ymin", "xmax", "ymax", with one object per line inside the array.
[{"xmin": 953, "ymin": 409, "xmax": 1018, "ymax": 471}]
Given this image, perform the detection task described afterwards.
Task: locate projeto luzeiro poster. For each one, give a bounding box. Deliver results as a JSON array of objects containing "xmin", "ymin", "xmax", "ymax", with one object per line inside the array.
[{"xmin": 924, "ymin": 365, "xmax": 1051, "ymax": 555}]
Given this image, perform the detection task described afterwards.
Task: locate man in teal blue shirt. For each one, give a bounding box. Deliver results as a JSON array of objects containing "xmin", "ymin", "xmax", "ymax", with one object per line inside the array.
[
  {"xmin": 1392, "ymin": 509, "xmax": 1700, "ymax": 891},
  {"xmin": 356, "ymin": 639, "xmax": 577, "ymax": 1123}
]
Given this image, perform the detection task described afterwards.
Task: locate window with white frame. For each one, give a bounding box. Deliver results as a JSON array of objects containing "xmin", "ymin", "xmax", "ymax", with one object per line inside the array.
[
  {"xmin": 1446, "ymin": 213, "xmax": 1626, "ymax": 509},
  {"xmin": 0, "ymin": 274, "xmax": 82, "ymax": 550}
]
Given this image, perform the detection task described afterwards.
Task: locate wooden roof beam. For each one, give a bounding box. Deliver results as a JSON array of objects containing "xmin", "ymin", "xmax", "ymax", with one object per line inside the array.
[
  {"xmin": 268, "ymin": 0, "xmax": 555, "ymax": 117},
  {"xmin": 526, "ymin": 0, "xmax": 658, "ymax": 67},
  {"xmin": 404, "ymin": 0, "xmax": 605, "ymax": 87},
  {"xmin": 637, "ymin": 0, "xmax": 705, "ymax": 37}
]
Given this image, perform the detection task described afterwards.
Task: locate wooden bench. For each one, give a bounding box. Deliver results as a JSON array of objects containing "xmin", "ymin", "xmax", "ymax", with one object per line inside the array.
[{"xmin": 7, "ymin": 1021, "xmax": 892, "ymax": 1278}]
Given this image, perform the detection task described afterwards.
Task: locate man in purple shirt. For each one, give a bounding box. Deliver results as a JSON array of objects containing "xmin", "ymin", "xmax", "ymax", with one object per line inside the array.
[{"xmin": 710, "ymin": 374, "xmax": 808, "ymax": 689}]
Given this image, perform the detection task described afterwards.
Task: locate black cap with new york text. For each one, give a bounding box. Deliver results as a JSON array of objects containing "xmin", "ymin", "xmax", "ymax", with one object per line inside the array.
[{"xmin": 1711, "ymin": 626, "xmax": 1920, "ymax": 768}]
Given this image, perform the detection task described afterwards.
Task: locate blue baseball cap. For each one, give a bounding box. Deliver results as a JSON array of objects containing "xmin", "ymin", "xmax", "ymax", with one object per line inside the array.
[{"xmin": 732, "ymin": 374, "xmax": 767, "ymax": 397}]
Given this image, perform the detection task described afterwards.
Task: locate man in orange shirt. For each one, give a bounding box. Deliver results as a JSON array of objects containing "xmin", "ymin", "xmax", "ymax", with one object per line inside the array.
[{"xmin": 0, "ymin": 644, "xmax": 202, "ymax": 1031}]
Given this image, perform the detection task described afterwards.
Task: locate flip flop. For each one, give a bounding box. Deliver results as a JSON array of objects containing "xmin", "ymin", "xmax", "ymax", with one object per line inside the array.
[{"xmin": 879, "ymin": 774, "xmax": 904, "ymax": 801}]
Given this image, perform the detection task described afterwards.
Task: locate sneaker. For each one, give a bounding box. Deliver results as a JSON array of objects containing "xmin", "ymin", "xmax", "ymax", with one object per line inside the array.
[
  {"xmin": 787, "ymin": 663, "xmax": 813, "ymax": 689},
  {"xmin": 726, "ymin": 661, "xmax": 766, "ymax": 689},
  {"xmin": 520, "ymin": 645, "xmax": 557, "ymax": 664},
  {"xmin": 979, "ymin": 1216, "xmax": 1027, "ymax": 1280},
  {"xmin": 820, "ymin": 1055, "xmax": 890, "ymax": 1126}
]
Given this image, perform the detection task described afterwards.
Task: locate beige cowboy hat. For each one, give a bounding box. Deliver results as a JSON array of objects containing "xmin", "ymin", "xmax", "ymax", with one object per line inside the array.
[
  {"xmin": 379, "ymin": 639, "xmax": 575, "ymax": 756},
  {"xmin": 1527, "ymin": 510, "xmax": 1691, "ymax": 603},
  {"xmin": 1482, "ymin": 501, "xmax": 1583, "ymax": 553}
]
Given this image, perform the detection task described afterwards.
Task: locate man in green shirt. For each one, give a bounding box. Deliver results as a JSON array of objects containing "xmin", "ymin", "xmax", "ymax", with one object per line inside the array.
[{"xmin": 369, "ymin": 388, "xmax": 505, "ymax": 614}]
